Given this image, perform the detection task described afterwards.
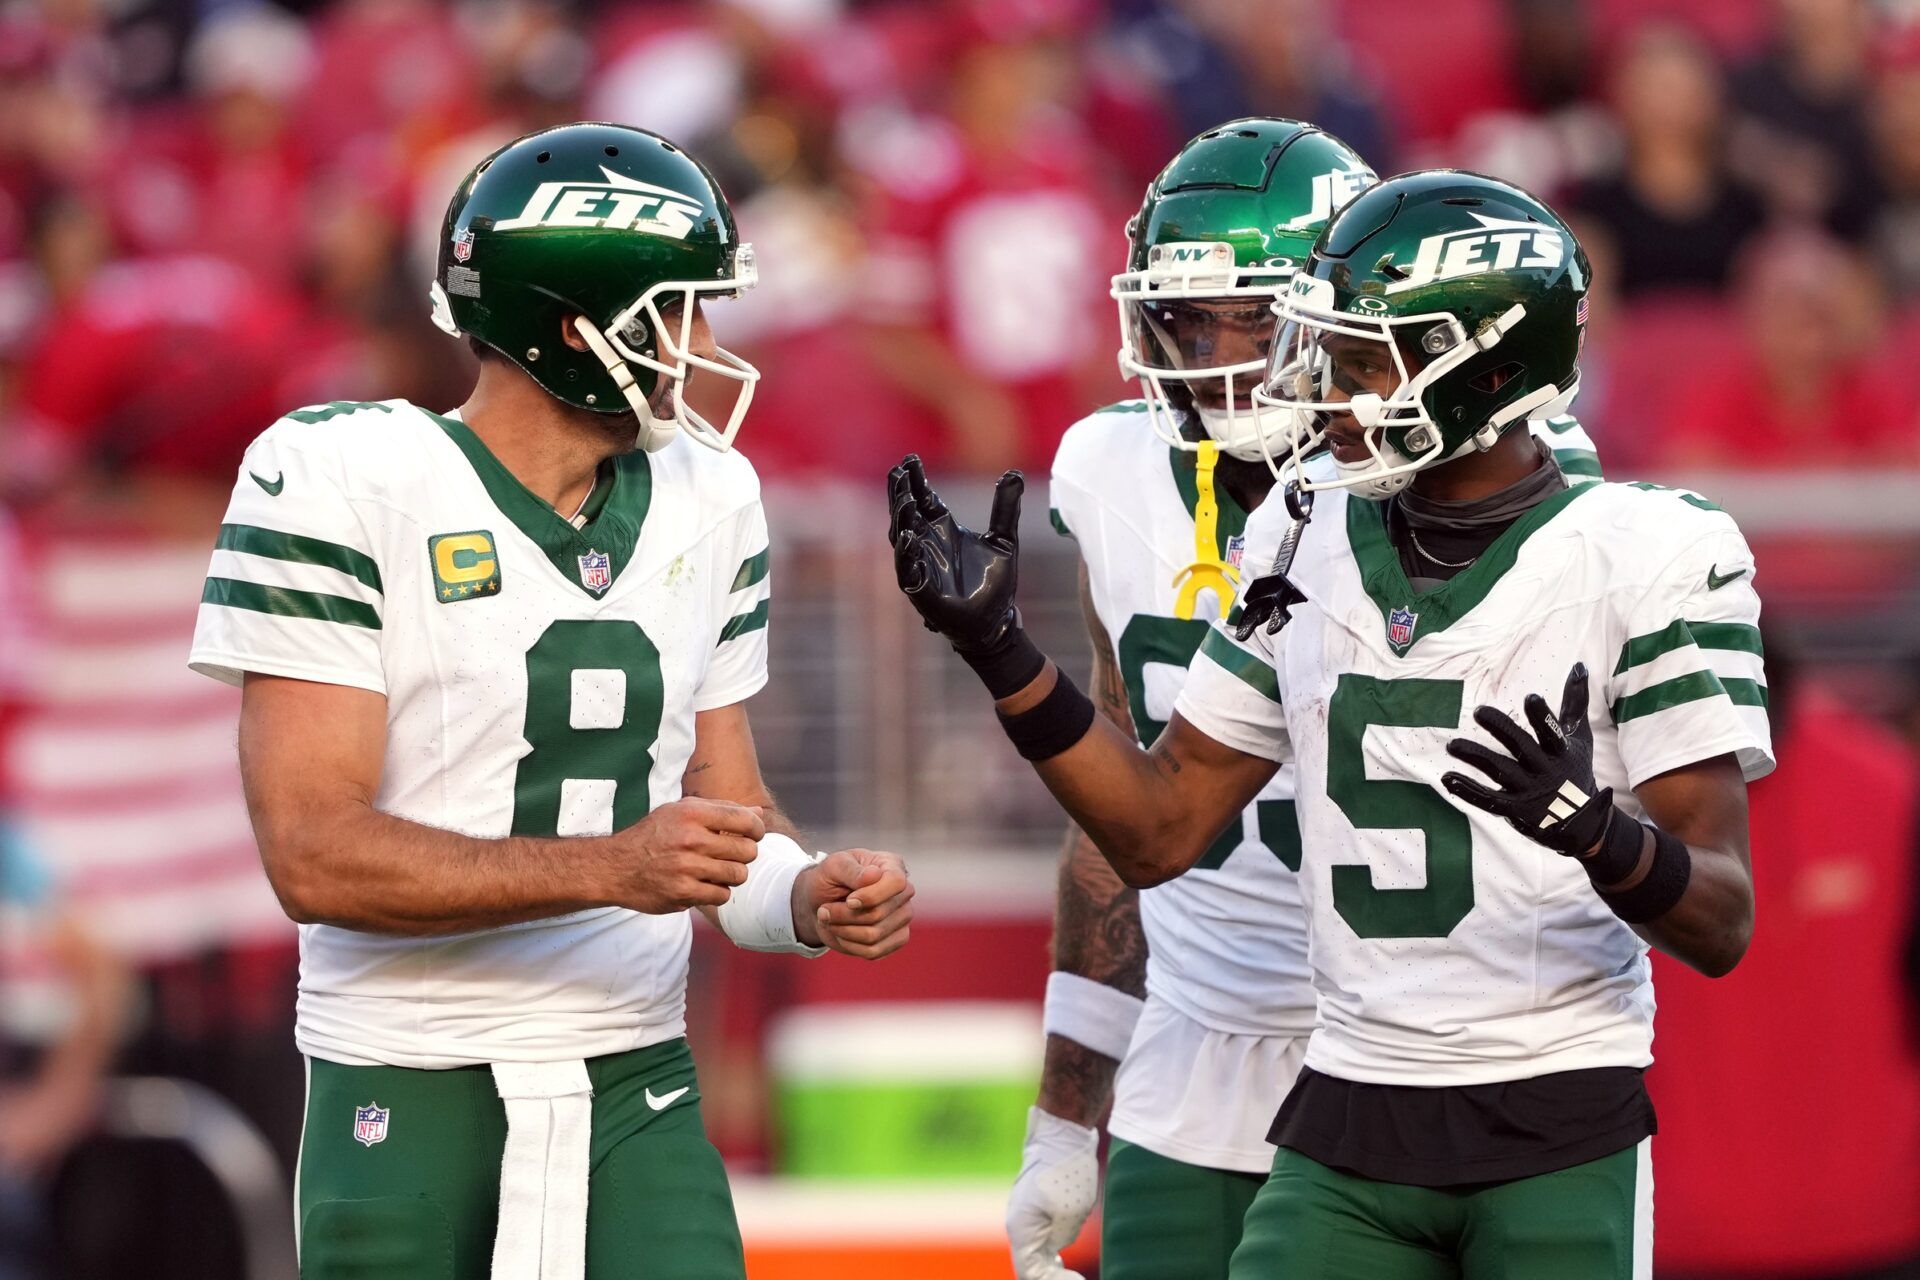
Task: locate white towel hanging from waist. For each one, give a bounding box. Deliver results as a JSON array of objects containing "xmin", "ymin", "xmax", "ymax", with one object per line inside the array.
[{"xmin": 491, "ymin": 1059, "xmax": 594, "ymax": 1280}]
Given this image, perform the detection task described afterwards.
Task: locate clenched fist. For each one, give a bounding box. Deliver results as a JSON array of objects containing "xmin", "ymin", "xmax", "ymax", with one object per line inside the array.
[
  {"xmin": 793, "ymin": 849, "xmax": 914, "ymax": 959},
  {"xmin": 599, "ymin": 798, "xmax": 766, "ymax": 913}
]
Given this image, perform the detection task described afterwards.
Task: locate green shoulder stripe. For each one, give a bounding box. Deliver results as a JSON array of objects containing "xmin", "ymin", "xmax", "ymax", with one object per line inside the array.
[
  {"xmin": 1625, "ymin": 480, "xmax": 1723, "ymax": 513},
  {"xmin": 1049, "ymin": 508, "xmax": 1073, "ymax": 539},
  {"xmin": 718, "ymin": 600, "xmax": 769, "ymax": 644},
  {"xmin": 1554, "ymin": 448, "xmax": 1602, "ymax": 479},
  {"xmin": 1092, "ymin": 401, "xmax": 1149, "ymax": 415},
  {"xmin": 1611, "ymin": 669, "xmax": 1767, "ymax": 723},
  {"xmin": 216, "ymin": 524, "xmax": 382, "ymax": 593},
  {"xmin": 202, "ymin": 577, "xmax": 381, "ymax": 630},
  {"xmin": 284, "ymin": 400, "xmax": 394, "ymax": 425},
  {"xmin": 1614, "ymin": 619, "xmax": 1763, "ymax": 675},
  {"xmin": 1199, "ymin": 628, "xmax": 1280, "ymax": 703},
  {"xmin": 731, "ymin": 547, "xmax": 770, "ymax": 592}
]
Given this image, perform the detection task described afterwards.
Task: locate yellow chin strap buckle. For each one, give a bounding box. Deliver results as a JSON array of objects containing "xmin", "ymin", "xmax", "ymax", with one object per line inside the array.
[{"xmin": 1172, "ymin": 440, "xmax": 1240, "ymax": 620}]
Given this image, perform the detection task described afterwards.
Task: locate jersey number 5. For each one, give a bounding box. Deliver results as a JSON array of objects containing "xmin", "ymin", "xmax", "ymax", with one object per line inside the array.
[
  {"xmin": 1327, "ymin": 674, "xmax": 1473, "ymax": 938},
  {"xmin": 512, "ymin": 619, "xmax": 665, "ymax": 837}
]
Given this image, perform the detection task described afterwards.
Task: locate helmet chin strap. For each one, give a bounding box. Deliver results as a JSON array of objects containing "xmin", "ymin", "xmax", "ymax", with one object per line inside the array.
[{"xmin": 573, "ymin": 316, "xmax": 679, "ymax": 453}]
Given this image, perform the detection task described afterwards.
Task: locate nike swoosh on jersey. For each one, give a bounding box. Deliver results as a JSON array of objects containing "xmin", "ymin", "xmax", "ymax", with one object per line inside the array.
[
  {"xmin": 1706, "ymin": 564, "xmax": 1747, "ymax": 590},
  {"xmin": 644, "ymin": 1085, "xmax": 690, "ymax": 1112},
  {"xmin": 251, "ymin": 471, "xmax": 285, "ymax": 496}
]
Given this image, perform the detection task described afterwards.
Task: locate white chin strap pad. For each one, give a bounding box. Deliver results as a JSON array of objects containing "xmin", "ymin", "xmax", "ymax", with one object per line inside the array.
[
  {"xmin": 572, "ymin": 316, "xmax": 678, "ymax": 453},
  {"xmin": 1195, "ymin": 401, "xmax": 1302, "ymax": 463}
]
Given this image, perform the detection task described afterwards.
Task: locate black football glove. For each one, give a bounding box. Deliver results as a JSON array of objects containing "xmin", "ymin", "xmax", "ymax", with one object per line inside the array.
[
  {"xmin": 1440, "ymin": 664, "xmax": 1625, "ymax": 865},
  {"xmin": 887, "ymin": 454, "xmax": 1040, "ymax": 697}
]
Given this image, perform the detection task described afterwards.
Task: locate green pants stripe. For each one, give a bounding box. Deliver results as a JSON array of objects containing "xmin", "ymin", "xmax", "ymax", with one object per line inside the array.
[
  {"xmin": 1228, "ymin": 1143, "xmax": 1651, "ymax": 1280},
  {"xmin": 1101, "ymin": 1138, "xmax": 1266, "ymax": 1280},
  {"xmin": 296, "ymin": 1039, "xmax": 743, "ymax": 1279}
]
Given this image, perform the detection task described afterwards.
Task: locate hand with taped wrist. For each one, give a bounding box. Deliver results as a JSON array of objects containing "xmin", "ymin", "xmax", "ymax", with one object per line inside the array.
[
  {"xmin": 1440, "ymin": 664, "xmax": 1643, "ymax": 884},
  {"xmin": 887, "ymin": 454, "xmax": 1042, "ymax": 698}
]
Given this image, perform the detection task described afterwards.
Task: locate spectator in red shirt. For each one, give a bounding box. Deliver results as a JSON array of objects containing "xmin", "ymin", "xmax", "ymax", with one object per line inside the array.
[
  {"xmin": 103, "ymin": 7, "xmax": 316, "ymax": 289},
  {"xmin": 9, "ymin": 196, "xmax": 317, "ymax": 498},
  {"xmin": 1654, "ymin": 229, "xmax": 1918, "ymax": 469},
  {"xmin": 1653, "ymin": 639, "xmax": 1920, "ymax": 1278},
  {"xmin": 852, "ymin": 13, "xmax": 1125, "ymax": 474}
]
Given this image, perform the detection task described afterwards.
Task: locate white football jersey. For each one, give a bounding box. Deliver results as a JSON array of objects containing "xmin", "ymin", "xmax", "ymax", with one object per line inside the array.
[
  {"xmin": 1177, "ymin": 477, "xmax": 1772, "ymax": 1087},
  {"xmin": 1049, "ymin": 404, "xmax": 1604, "ymax": 1039},
  {"xmin": 189, "ymin": 399, "xmax": 772, "ymax": 1069}
]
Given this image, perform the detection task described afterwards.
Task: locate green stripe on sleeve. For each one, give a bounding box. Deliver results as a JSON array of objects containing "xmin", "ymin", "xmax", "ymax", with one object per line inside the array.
[
  {"xmin": 718, "ymin": 600, "xmax": 769, "ymax": 644},
  {"xmin": 201, "ymin": 577, "xmax": 381, "ymax": 630},
  {"xmin": 1611, "ymin": 669, "xmax": 1727, "ymax": 723},
  {"xmin": 1049, "ymin": 508, "xmax": 1073, "ymax": 539},
  {"xmin": 1199, "ymin": 628, "xmax": 1280, "ymax": 703},
  {"xmin": 216, "ymin": 523, "xmax": 383, "ymax": 592},
  {"xmin": 1691, "ymin": 622, "xmax": 1764, "ymax": 656},
  {"xmin": 730, "ymin": 547, "xmax": 770, "ymax": 592},
  {"xmin": 1722, "ymin": 678, "xmax": 1769, "ymax": 708},
  {"xmin": 1614, "ymin": 619, "xmax": 1693, "ymax": 675},
  {"xmin": 1554, "ymin": 448, "xmax": 1603, "ymax": 478},
  {"xmin": 1615, "ymin": 619, "xmax": 1764, "ymax": 674}
]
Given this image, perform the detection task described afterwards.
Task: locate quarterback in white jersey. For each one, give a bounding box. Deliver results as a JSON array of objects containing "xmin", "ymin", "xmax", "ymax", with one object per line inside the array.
[
  {"xmin": 894, "ymin": 171, "xmax": 1763, "ymax": 1280},
  {"xmin": 193, "ymin": 125, "xmax": 914, "ymax": 1280}
]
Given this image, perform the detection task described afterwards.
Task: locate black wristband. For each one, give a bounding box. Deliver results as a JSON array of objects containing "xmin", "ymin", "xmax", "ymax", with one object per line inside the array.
[
  {"xmin": 1598, "ymin": 825, "xmax": 1692, "ymax": 924},
  {"xmin": 958, "ymin": 619, "xmax": 1047, "ymax": 700},
  {"xmin": 1577, "ymin": 805, "xmax": 1644, "ymax": 885},
  {"xmin": 997, "ymin": 670, "xmax": 1097, "ymax": 761}
]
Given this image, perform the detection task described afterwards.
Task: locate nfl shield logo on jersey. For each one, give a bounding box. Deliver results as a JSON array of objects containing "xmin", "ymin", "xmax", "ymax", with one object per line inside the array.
[
  {"xmin": 1388, "ymin": 605, "xmax": 1418, "ymax": 649},
  {"xmin": 353, "ymin": 1102, "xmax": 390, "ymax": 1148},
  {"xmin": 577, "ymin": 550, "xmax": 612, "ymax": 594},
  {"xmin": 1225, "ymin": 534, "xmax": 1246, "ymax": 572}
]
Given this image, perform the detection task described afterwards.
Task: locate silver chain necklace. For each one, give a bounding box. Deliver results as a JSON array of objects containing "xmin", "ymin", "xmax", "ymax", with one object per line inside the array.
[{"xmin": 1405, "ymin": 520, "xmax": 1478, "ymax": 569}]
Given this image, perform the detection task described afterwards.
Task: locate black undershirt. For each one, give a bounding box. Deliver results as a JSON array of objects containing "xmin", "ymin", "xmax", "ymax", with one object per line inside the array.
[{"xmin": 1270, "ymin": 440, "xmax": 1658, "ymax": 1186}]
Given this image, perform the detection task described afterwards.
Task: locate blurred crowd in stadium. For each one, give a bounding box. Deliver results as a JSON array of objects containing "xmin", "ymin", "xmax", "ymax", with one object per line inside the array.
[
  {"xmin": 4, "ymin": 0, "xmax": 1920, "ymax": 1277},
  {"xmin": 2, "ymin": 0, "xmax": 1920, "ymax": 502}
]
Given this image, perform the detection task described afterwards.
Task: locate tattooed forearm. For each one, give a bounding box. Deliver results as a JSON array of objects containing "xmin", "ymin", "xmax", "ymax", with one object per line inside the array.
[
  {"xmin": 1037, "ymin": 825, "xmax": 1147, "ymax": 1126},
  {"xmin": 1038, "ymin": 1032, "xmax": 1123, "ymax": 1128},
  {"xmin": 1054, "ymin": 829, "xmax": 1147, "ymax": 995}
]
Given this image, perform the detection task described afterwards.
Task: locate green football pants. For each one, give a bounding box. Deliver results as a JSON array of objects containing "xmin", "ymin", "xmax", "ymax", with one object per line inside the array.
[
  {"xmin": 1101, "ymin": 1137, "xmax": 1266, "ymax": 1280},
  {"xmin": 1228, "ymin": 1143, "xmax": 1651, "ymax": 1280},
  {"xmin": 296, "ymin": 1038, "xmax": 744, "ymax": 1279}
]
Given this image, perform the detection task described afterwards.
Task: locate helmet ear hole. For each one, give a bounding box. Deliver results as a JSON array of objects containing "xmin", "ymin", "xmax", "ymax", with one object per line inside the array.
[{"xmin": 1468, "ymin": 361, "xmax": 1524, "ymax": 394}]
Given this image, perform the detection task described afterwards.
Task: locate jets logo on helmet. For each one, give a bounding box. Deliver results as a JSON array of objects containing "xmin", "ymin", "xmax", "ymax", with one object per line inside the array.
[
  {"xmin": 493, "ymin": 167, "xmax": 706, "ymax": 239},
  {"xmin": 431, "ymin": 123, "xmax": 760, "ymax": 454},
  {"xmin": 1256, "ymin": 170, "xmax": 1590, "ymax": 499},
  {"xmin": 1385, "ymin": 215, "xmax": 1565, "ymax": 294},
  {"xmin": 1282, "ymin": 166, "xmax": 1377, "ymax": 231}
]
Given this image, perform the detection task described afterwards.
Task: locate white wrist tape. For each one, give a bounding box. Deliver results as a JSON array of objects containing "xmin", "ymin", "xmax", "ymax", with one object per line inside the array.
[
  {"xmin": 715, "ymin": 832, "xmax": 829, "ymax": 956},
  {"xmin": 1042, "ymin": 971, "xmax": 1144, "ymax": 1062}
]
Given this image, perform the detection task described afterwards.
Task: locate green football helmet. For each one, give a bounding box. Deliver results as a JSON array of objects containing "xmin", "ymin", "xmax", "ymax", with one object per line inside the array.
[
  {"xmin": 1112, "ymin": 118, "xmax": 1375, "ymax": 461},
  {"xmin": 1256, "ymin": 169, "xmax": 1590, "ymax": 497},
  {"xmin": 429, "ymin": 121, "xmax": 759, "ymax": 453}
]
